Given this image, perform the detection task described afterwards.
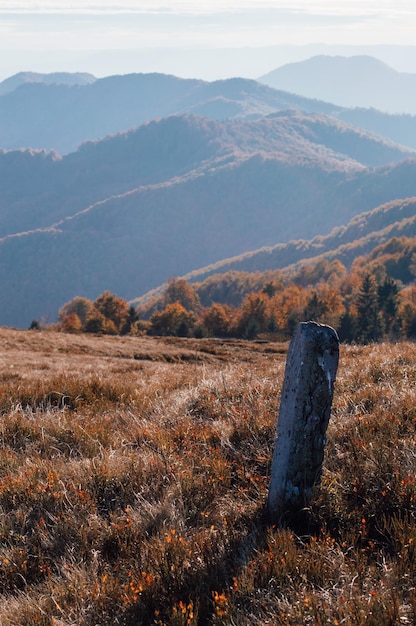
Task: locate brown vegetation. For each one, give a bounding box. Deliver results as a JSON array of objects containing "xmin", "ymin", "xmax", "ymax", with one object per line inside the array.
[{"xmin": 0, "ymin": 328, "xmax": 414, "ymax": 624}]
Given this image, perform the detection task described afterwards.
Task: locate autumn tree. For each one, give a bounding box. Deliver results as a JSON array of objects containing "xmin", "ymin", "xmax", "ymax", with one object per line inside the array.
[
  {"xmin": 84, "ymin": 310, "xmax": 106, "ymax": 334},
  {"xmin": 58, "ymin": 296, "xmax": 95, "ymax": 328},
  {"xmin": 94, "ymin": 291, "xmax": 130, "ymax": 334},
  {"xmin": 202, "ymin": 303, "xmax": 234, "ymax": 337},
  {"xmin": 236, "ymin": 292, "xmax": 270, "ymax": 339},
  {"xmin": 294, "ymin": 259, "xmax": 347, "ymax": 288},
  {"xmin": 410, "ymin": 253, "xmax": 416, "ymax": 280},
  {"xmin": 262, "ymin": 280, "xmax": 283, "ymax": 298},
  {"xmin": 150, "ymin": 302, "xmax": 196, "ymax": 337},
  {"xmin": 303, "ymin": 291, "xmax": 327, "ymax": 321},
  {"xmin": 163, "ymin": 278, "xmax": 200, "ymax": 312},
  {"xmin": 269, "ymin": 284, "xmax": 309, "ymax": 336},
  {"xmin": 60, "ymin": 312, "xmax": 83, "ymax": 334},
  {"xmin": 303, "ymin": 284, "xmax": 345, "ymax": 329}
]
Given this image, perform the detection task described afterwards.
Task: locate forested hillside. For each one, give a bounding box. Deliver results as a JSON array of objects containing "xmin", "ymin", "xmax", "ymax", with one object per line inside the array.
[
  {"xmin": 123, "ymin": 235, "xmax": 416, "ymax": 343},
  {"xmin": 3, "ymin": 158, "xmax": 416, "ymax": 329},
  {"xmin": 56, "ymin": 234, "xmax": 416, "ymax": 344},
  {"xmin": 179, "ymin": 197, "xmax": 416, "ymax": 281}
]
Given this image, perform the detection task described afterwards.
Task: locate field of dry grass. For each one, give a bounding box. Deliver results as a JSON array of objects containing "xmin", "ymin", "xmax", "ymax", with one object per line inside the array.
[{"xmin": 0, "ymin": 328, "xmax": 414, "ymax": 625}]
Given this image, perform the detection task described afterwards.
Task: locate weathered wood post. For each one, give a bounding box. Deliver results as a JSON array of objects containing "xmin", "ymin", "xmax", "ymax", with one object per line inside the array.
[{"xmin": 268, "ymin": 321, "xmax": 339, "ymax": 525}]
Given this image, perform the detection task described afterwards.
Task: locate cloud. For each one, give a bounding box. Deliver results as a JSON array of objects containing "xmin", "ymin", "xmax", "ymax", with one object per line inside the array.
[
  {"xmin": 0, "ymin": 1, "xmax": 415, "ymax": 51},
  {"xmin": 0, "ymin": 0, "xmax": 413, "ymax": 28},
  {"xmin": 0, "ymin": 1, "xmax": 409, "ymax": 16}
]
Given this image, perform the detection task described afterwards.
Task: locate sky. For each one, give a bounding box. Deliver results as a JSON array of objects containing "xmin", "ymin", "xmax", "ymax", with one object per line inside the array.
[{"xmin": 1, "ymin": 1, "xmax": 416, "ymax": 80}]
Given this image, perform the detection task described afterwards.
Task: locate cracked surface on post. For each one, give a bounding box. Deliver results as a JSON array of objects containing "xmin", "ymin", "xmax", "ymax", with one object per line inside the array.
[{"xmin": 268, "ymin": 321, "xmax": 339, "ymax": 525}]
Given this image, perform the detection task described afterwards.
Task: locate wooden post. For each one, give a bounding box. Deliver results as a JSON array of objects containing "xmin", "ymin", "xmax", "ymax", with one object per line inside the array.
[{"xmin": 268, "ymin": 321, "xmax": 339, "ymax": 525}]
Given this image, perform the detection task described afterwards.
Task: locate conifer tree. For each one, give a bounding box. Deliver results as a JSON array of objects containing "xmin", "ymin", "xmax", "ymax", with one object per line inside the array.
[
  {"xmin": 355, "ymin": 274, "xmax": 383, "ymax": 343},
  {"xmin": 378, "ymin": 277, "xmax": 399, "ymax": 336}
]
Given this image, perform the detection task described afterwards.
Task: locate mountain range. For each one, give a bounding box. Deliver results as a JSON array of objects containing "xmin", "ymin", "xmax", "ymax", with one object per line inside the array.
[
  {"xmin": 2, "ymin": 66, "xmax": 416, "ymax": 155},
  {"xmin": 0, "ymin": 66, "xmax": 416, "ymax": 328},
  {"xmin": 0, "ymin": 73, "xmax": 337, "ymax": 155},
  {"xmin": 1, "ymin": 112, "xmax": 416, "ymax": 328}
]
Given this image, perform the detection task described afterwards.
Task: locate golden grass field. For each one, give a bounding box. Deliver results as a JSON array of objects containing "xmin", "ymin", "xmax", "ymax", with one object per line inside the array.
[{"xmin": 0, "ymin": 328, "xmax": 414, "ymax": 625}]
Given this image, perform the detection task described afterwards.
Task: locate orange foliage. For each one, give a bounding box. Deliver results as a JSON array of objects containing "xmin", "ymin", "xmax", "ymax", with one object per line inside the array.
[
  {"xmin": 60, "ymin": 312, "xmax": 83, "ymax": 334},
  {"xmin": 150, "ymin": 302, "xmax": 196, "ymax": 337},
  {"xmin": 202, "ymin": 303, "xmax": 234, "ymax": 337},
  {"xmin": 269, "ymin": 284, "xmax": 309, "ymax": 332}
]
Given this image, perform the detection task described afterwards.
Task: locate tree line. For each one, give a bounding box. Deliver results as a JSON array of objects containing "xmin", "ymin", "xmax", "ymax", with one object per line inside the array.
[{"xmin": 51, "ymin": 246, "xmax": 416, "ymax": 344}]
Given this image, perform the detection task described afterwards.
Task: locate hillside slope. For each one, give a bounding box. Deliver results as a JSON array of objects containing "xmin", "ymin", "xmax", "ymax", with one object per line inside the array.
[
  {"xmin": 335, "ymin": 108, "xmax": 416, "ymax": 151},
  {"xmin": 130, "ymin": 197, "xmax": 416, "ymax": 309},
  {"xmin": 0, "ymin": 112, "xmax": 412, "ymax": 238},
  {"xmin": 0, "ymin": 111, "xmax": 415, "ymax": 237},
  {"xmin": 179, "ymin": 197, "xmax": 416, "ymax": 281}
]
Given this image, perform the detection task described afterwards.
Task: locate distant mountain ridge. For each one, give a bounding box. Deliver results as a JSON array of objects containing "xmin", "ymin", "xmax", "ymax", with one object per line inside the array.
[
  {"xmin": 0, "ymin": 71, "xmax": 96, "ymax": 95},
  {"xmin": 259, "ymin": 55, "xmax": 416, "ymax": 114}
]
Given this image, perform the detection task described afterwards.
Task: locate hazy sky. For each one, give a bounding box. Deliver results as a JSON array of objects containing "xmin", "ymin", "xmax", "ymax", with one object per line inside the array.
[{"xmin": 1, "ymin": 1, "xmax": 416, "ymax": 80}]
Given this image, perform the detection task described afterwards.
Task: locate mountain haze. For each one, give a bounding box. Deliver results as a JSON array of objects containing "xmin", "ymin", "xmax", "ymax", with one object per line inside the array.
[{"xmin": 259, "ymin": 55, "xmax": 416, "ymax": 114}]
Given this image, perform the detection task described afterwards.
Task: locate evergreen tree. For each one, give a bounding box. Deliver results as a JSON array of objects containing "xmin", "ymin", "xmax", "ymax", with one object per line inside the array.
[
  {"xmin": 378, "ymin": 277, "xmax": 399, "ymax": 336},
  {"xmin": 399, "ymin": 302, "xmax": 416, "ymax": 339},
  {"xmin": 84, "ymin": 310, "xmax": 106, "ymax": 334},
  {"xmin": 337, "ymin": 310, "xmax": 356, "ymax": 343},
  {"xmin": 303, "ymin": 291, "xmax": 327, "ymax": 321},
  {"xmin": 355, "ymin": 274, "xmax": 383, "ymax": 343},
  {"xmin": 123, "ymin": 305, "xmax": 139, "ymax": 335}
]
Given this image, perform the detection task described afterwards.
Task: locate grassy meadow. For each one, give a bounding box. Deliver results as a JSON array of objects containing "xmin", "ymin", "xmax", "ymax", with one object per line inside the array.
[{"xmin": 0, "ymin": 328, "xmax": 414, "ymax": 625}]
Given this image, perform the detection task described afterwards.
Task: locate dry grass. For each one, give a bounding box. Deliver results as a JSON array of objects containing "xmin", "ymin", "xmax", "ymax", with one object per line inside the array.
[{"xmin": 0, "ymin": 328, "xmax": 414, "ymax": 625}]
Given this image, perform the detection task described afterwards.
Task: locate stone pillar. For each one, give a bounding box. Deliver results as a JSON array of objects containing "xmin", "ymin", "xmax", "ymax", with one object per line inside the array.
[{"xmin": 268, "ymin": 321, "xmax": 339, "ymax": 525}]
